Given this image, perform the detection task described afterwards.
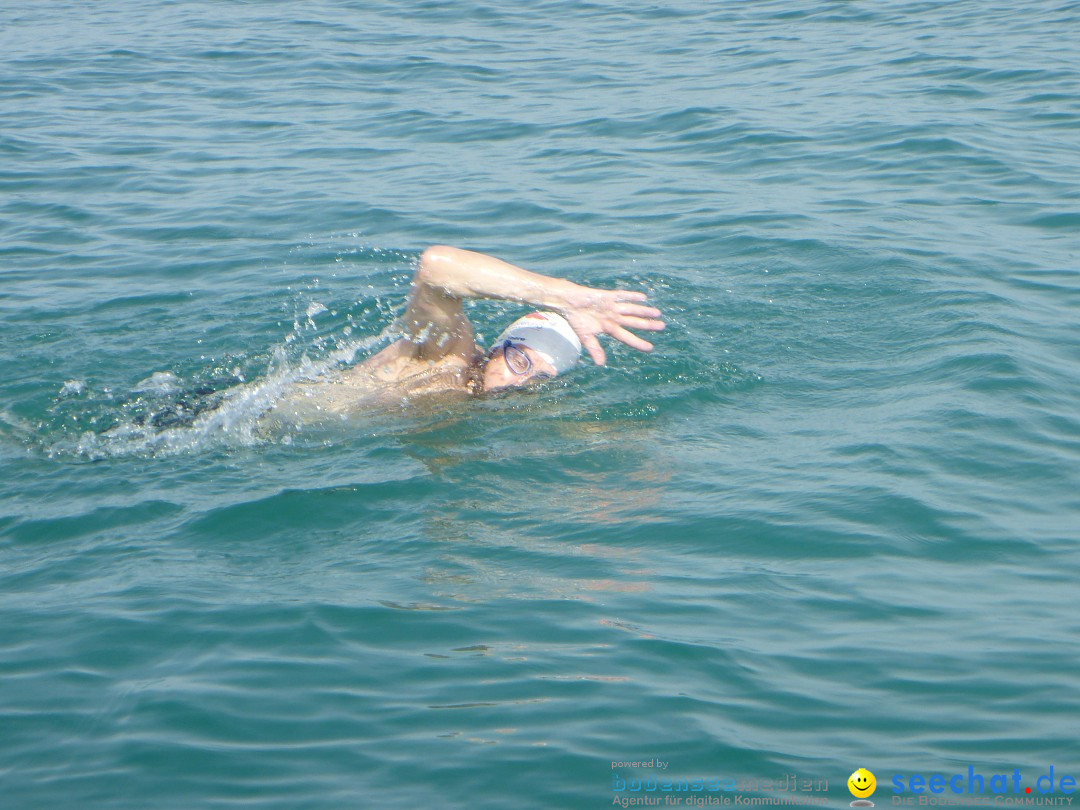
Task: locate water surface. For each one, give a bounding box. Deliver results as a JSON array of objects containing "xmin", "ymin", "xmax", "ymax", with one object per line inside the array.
[{"xmin": 2, "ymin": 1, "xmax": 1079, "ymax": 808}]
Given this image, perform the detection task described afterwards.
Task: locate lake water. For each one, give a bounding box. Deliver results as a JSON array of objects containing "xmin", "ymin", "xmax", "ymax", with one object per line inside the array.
[{"xmin": 2, "ymin": 1, "xmax": 1079, "ymax": 808}]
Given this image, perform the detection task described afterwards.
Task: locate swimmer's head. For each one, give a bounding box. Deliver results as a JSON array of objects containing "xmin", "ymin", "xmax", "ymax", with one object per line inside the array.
[{"xmin": 481, "ymin": 311, "xmax": 582, "ymax": 392}]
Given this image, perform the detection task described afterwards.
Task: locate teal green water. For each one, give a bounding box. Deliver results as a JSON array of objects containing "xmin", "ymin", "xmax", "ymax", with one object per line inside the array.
[{"xmin": 3, "ymin": 1, "xmax": 1079, "ymax": 808}]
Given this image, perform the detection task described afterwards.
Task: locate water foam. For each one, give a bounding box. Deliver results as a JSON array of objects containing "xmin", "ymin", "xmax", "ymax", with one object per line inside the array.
[{"xmin": 50, "ymin": 327, "xmax": 393, "ymax": 460}]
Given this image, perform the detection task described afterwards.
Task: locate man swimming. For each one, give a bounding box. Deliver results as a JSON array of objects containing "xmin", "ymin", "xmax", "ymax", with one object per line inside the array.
[{"xmin": 267, "ymin": 245, "xmax": 665, "ymax": 418}]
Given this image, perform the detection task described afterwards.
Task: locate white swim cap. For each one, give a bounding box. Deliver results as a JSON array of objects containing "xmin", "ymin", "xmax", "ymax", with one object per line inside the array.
[{"xmin": 490, "ymin": 311, "xmax": 582, "ymax": 375}]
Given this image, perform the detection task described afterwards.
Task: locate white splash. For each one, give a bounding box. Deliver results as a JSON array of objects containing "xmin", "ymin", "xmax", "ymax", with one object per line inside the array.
[
  {"xmin": 59, "ymin": 380, "xmax": 86, "ymax": 397},
  {"xmin": 132, "ymin": 371, "xmax": 181, "ymax": 394},
  {"xmin": 52, "ymin": 327, "xmax": 394, "ymax": 460}
]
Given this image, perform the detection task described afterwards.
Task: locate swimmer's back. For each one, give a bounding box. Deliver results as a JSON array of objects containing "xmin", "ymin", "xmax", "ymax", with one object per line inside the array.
[{"xmin": 262, "ymin": 339, "xmax": 477, "ymax": 424}]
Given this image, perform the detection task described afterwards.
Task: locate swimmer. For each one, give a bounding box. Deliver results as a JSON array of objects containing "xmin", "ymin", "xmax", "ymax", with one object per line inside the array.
[{"xmin": 268, "ymin": 245, "xmax": 665, "ymax": 417}]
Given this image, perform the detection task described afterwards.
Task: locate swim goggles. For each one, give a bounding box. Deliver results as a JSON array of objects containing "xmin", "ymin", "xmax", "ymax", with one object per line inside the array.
[{"xmin": 495, "ymin": 341, "xmax": 552, "ymax": 379}]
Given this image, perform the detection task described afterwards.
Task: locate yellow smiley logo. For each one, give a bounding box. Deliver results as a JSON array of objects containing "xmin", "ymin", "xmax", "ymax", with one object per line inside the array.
[{"xmin": 848, "ymin": 768, "xmax": 877, "ymax": 798}]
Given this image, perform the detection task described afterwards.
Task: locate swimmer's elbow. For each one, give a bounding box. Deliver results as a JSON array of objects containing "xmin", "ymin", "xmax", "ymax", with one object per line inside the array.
[
  {"xmin": 418, "ymin": 245, "xmax": 457, "ymax": 275},
  {"xmin": 417, "ymin": 245, "xmax": 466, "ymax": 294}
]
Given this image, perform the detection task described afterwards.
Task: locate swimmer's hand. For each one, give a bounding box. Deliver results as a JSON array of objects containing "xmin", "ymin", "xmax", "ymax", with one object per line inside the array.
[
  {"xmin": 559, "ymin": 285, "xmax": 665, "ymax": 366},
  {"xmin": 404, "ymin": 246, "xmax": 664, "ymax": 366}
]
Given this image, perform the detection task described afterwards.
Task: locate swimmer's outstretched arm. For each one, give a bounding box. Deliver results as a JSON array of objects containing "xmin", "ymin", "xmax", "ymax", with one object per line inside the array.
[{"xmin": 405, "ymin": 245, "xmax": 664, "ymax": 365}]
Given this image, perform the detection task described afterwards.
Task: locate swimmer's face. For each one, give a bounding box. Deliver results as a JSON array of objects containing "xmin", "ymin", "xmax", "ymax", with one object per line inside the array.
[{"xmin": 481, "ymin": 344, "xmax": 558, "ymax": 392}]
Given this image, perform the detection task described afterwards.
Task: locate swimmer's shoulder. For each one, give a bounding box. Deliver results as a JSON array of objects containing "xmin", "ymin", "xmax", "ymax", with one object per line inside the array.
[{"xmin": 350, "ymin": 338, "xmax": 478, "ymax": 385}]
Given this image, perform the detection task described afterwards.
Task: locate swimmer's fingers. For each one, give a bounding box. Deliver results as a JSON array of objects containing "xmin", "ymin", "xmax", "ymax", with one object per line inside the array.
[
  {"xmin": 615, "ymin": 302, "xmax": 663, "ymax": 320},
  {"xmin": 603, "ymin": 288, "xmax": 649, "ymax": 301},
  {"xmin": 582, "ymin": 334, "xmax": 607, "ymax": 366},
  {"xmin": 608, "ymin": 324, "xmax": 655, "ymax": 353},
  {"xmin": 568, "ymin": 286, "xmax": 662, "ymax": 362},
  {"xmin": 616, "ymin": 314, "xmax": 666, "ymax": 332}
]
